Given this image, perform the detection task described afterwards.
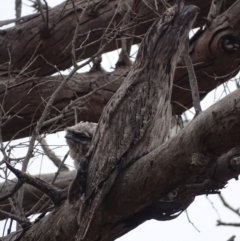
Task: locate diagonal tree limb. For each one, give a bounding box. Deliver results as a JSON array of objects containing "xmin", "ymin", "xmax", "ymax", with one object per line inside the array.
[
  {"xmin": 2, "ymin": 86, "xmax": 240, "ymax": 241},
  {"xmin": 0, "ymin": 0, "xmax": 240, "ymax": 141},
  {"xmin": 0, "ymin": 171, "xmax": 75, "ymax": 221},
  {"xmin": 0, "ymin": 179, "xmax": 24, "ymax": 202},
  {"xmin": 218, "ymin": 193, "xmax": 240, "ymax": 216},
  {"xmin": 36, "ymin": 135, "xmax": 69, "ymax": 171},
  {"xmin": 0, "ymin": 210, "xmax": 30, "ymax": 227},
  {"xmin": 4, "ymin": 161, "xmax": 67, "ymax": 205},
  {"xmin": 0, "ymin": 0, "xmax": 236, "ymax": 77}
]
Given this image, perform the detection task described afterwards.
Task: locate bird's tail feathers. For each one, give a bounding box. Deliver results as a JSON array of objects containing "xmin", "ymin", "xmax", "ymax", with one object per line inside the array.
[
  {"xmin": 68, "ymin": 157, "xmax": 89, "ymax": 204},
  {"xmin": 77, "ymin": 167, "xmax": 120, "ymax": 240},
  {"xmin": 76, "ymin": 190, "xmax": 102, "ymax": 240}
]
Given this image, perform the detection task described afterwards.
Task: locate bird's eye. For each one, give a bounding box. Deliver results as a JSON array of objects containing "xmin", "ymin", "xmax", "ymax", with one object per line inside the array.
[{"xmin": 73, "ymin": 133, "xmax": 92, "ymax": 141}]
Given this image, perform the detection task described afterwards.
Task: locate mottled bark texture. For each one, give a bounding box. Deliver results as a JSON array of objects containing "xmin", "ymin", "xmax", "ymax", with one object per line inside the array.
[
  {"xmin": 67, "ymin": 5, "xmax": 199, "ymax": 241},
  {"xmin": 0, "ymin": 0, "xmax": 234, "ymax": 76},
  {"xmin": 1, "ymin": 0, "xmax": 240, "ymax": 241},
  {"xmin": 2, "ymin": 86, "xmax": 240, "ymax": 241},
  {"xmin": 0, "ymin": 0, "xmax": 240, "ymax": 141}
]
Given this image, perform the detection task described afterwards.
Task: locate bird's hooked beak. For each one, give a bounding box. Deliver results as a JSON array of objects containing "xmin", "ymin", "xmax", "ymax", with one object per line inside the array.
[
  {"xmin": 179, "ymin": 5, "xmax": 200, "ymax": 24},
  {"xmin": 65, "ymin": 132, "xmax": 73, "ymax": 140}
]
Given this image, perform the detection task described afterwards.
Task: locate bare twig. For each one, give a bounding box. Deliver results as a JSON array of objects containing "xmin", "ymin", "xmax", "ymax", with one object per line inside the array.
[
  {"xmin": 15, "ymin": 0, "xmax": 22, "ymax": 23},
  {"xmin": 26, "ymin": 151, "xmax": 70, "ymax": 217},
  {"xmin": 4, "ymin": 161, "xmax": 67, "ymax": 205},
  {"xmin": 36, "ymin": 135, "xmax": 69, "ymax": 171},
  {"xmin": 207, "ymin": 0, "xmax": 225, "ymax": 22},
  {"xmin": 51, "ymin": 151, "xmax": 70, "ymax": 185},
  {"xmin": 0, "ymin": 180, "xmax": 24, "ymax": 202},
  {"xmin": 182, "ymin": 40, "xmax": 202, "ymax": 116},
  {"xmin": 37, "ymin": 0, "xmax": 46, "ymax": 23},
  {"xmin": 218, "ymin": 194, "xmax": 240, "ymax": 217},
  {"xmin": 0, "ymin": 210, "xmax": 30, "ymax": 227},
  {"xmin": 42, "ymin": 0, "xmax": 49, "ymax": 27},
  {"xmin": 206, "ymin": 196, "xmax": 221, "ymax": 220},
  {"xmin": 226, "ymin": 235, "xmax": 236, "ymax": 241},
  {"xmin": 185, "ymin": 209, "xmax": 200, "ymax": 232},
  {"xmin": 26, "ymin": 151, "xmax": 69, "ymax": 217},
  {"xmin": 217, "ymin": 220, "xmax": 240, "ymax": 227}
]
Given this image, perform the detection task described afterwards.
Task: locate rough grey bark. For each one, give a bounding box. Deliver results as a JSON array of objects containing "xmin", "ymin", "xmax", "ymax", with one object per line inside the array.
[
  {"xmin": 0, "ymin": 0, "xmax": 235, "ymax": 77},
  {"xmin": 68, "ymin": 5, "xmax": 199, "ymax": 241},
  {"xmin": 2, "ymin": 87, "xmax": 240, "ymax": 241},
  {"xmin": 0, "ymin": 171, "xmax": 76, "ymax": 221},
  {"xmin": 0, "ymin": 0, "xmax": 240, "ymax": 141},
  {"xmin": 1, "ymin": 0, "xmax": 240, "ymax": 240}
]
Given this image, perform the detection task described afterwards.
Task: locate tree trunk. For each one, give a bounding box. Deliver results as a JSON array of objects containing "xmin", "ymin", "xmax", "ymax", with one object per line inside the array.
[
  {"xmin": 1, "ymin": 0, "xmax": 240, "ymax": 240},
  {"xmin": 2, "ymin": 87, "xmax": 240, "ymax": 241}
]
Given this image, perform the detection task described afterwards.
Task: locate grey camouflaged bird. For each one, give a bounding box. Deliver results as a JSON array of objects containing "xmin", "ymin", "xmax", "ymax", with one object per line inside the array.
[
  {"xmin": 69, "ymin": 4, "xmax": 199, "ymax": 241},
  {"xmin": 65, "ymin": 122, "xmax": 97, "ymax": 169}
]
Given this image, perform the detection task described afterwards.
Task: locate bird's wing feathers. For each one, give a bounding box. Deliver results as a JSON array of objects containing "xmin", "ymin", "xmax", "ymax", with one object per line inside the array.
[
  {"xmin": 77, "ymin": 76, "xmax": 158, "ymax": 240},
  {"xmin": 88, "ymin": 76, "xmax": 157, "ymax": 192},
  {"xmin": 73, "ymin": 4, "xmax": 200, "ymax": 239}
]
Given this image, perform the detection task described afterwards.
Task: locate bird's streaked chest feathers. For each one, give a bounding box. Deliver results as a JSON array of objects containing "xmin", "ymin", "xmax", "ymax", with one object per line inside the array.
[
  {"xmin": 73, "ymin": 5, "xmax": 200, "ymax": 240},
  {"xmin": 65, "ymin": 122, "xmax": 97, "ymax": 169}
]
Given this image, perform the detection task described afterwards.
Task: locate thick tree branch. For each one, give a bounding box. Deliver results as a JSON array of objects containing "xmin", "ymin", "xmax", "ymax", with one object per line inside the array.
[
  {"xmin": 0, "ymin": 0, "xmax": 236, "ymax": 77},
  {"xmin": 1, "ymin": 1, "xmax": 240, "ymax": 240},
  {"xmin": 2, "ymin": 86, "xmax": 240, "ymax": 241},
  {"xmin": 90, "ymin": 88, "xmax": 240, "ymax": 241},
  {"xmin": 3, "ymin": 161, "xmax": 67, "ymax": 205},
  {"xmin": 0, "ymin": 171, "xmax": 75, "ymax": 221},
  {"xmin": 0, "ymin": 0, "xmax": 240, "ymax": 141},
  {"xmin": 110, "ymin": 88, "xmax": 240, "ymax": 213}
]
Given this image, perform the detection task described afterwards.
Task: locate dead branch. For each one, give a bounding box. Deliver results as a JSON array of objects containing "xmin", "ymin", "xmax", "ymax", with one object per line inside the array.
[
  {"xmin": 217, "ymin": 221, "xmax": 240, "ymax": 226},
  {"xmin": 226, "ymin": 236, "xmax": 236, "ymax": 241},
  {"xmin": 15, "ymin": 0, "xmax": 22, "ymax": 21},
  {"xmin": 0, "ymin": 171, "xmax": 76, "ymax": 221},
  {"xmin": 4, "ymin": 161, "xmax": 67, "ymax": 205},
  {"xmin": 218, "ymin": 194, "xmax": 240, "ymax": 217}
]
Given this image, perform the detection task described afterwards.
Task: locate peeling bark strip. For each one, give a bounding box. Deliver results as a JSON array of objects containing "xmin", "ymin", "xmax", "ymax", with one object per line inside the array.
[{"xmin": 66, "ymin": 4, "xmax": 199, "ymax": 241}]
